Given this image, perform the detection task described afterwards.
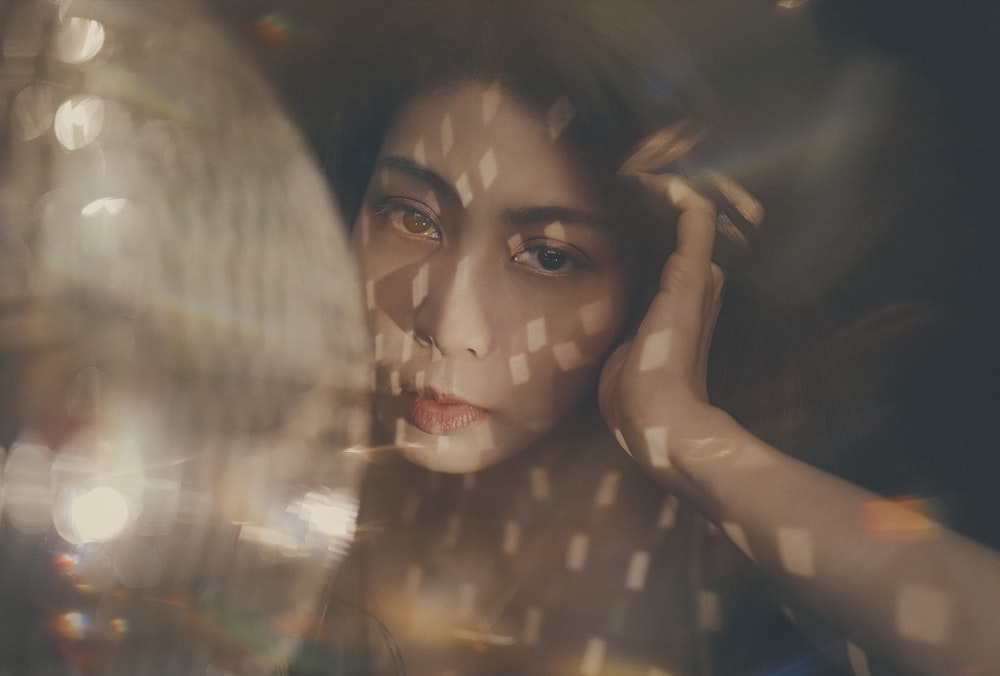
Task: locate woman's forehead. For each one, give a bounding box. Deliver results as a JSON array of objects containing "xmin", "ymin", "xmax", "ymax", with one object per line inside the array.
[{"xmin": 378, "ymin": 82, "xmax": 607, "ymax": 214}]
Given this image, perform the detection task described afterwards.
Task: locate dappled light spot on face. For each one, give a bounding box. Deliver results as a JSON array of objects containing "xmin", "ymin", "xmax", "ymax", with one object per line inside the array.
[
  {"xmin": 895, "ymin": 583, "xmax": 953, "ymax": 644},
  {"xmin": 594, "ymin": 470, "xmax": 622, "ymax": 508},
  {"xmin": 547, "ymin": 95, "xmax": 574, "ymax": 141},
  {"xmin": 411, "ymin": 264, "xmax": 429, "ymax": 308},
  {"xmin": 472, "ymin": 422, "xmax": 495, "ymax": 452},
  {"xmin": 698, "ymin": 590, "xmax": 723, "ymax": 631},
  {"xmin": 414, "ymin": 370, "xmax": 426, "ymax": 389},
  {"xmin": 643, "ymin": 426, "xmax": 669, "ymax": 468},
  {"xmin": 395, "ymin": 417, "xmax": 407, "ymax": 447},
  {"xmin": 529, "ymin": 466, "xmax": 551, "ymax": 500},
  {"xmin": 373, "ymin": 332, "xmax": 384, "ymax": 360},
  {"xmin": 566, "ymin": 532, "xmax": 590, "ymax": 571},
  {"xmin": 523, "ymin": 606, "xmax": 543, "ymax": 645},
  {"xmin": 506, "ymin": 232, "xmax": 524, "ymax": 255},
  {"xmin": 543, "ymin": 220, "xmax": 567, "ymax": 240},
  {"xmin": 526, "ymin": 317, "xmax": 548, "ymax": 353},
  {"xmin": 638, "ymin": 328, "xmax": 671, "ymax": 371},
  {"xmin": 413, "ymin": 136, "xmax": 426, "ymax": 165},
  {"xmin": 580, "ymin": 636, "xmax": 606, "ymax": 676},
  {"xmin": 776, "ymin": 526, "xmax": 816, "ymax": 578},
  {"xmin": 624, "ymin": 550, "xmax": 651, "ymax": 591},
  {"xmin": 478, "ymin": 147, "xmax": 498, "ymax": 191},
  {"xmin": 454, "ymin": 171, "xmax": 473, "ymax": 207},
  {"xmin": 389, "ymin": 370, "xmax": 401, "ymax": 395},
  {"xmin": 401, "ymin": 330, "xmax": 414, "ymax": 362},
  {"xmin": 421, "ymin": 189, "xmax": 441, "ymax": 214},
  {"xmin": 455, "ymin": 252, "xmax": 474, "ymax": 280},
  {"xmin": 553, "ymin": 339, "xmax": 586, "ymax": 371},
  {"xmin": 722, "ymin": 522, "xmax": 754, "ymax": 560},
  {"xmin": 579, "ymin": 297, "xmax": 614, "ymax": 335},
  {"xmin": 440, "ymin": 112, "xmax": 454, "ymax": 156},
  {"xmin": 502, "ymin": 520, "xmax": 521, "ymax": 555},
  {"xmin": 509, "ymin": 353, "xmax": 531, "ymax": 385}
]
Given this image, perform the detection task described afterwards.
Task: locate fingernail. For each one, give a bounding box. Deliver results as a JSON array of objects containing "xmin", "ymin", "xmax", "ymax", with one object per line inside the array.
[
  {"xmin": 618, "ymin": 121, "xmax": 706, "ymax": 177},
  {"xmin": 709, "ymin": 172, "xmax": 764, "ymax": 227}
]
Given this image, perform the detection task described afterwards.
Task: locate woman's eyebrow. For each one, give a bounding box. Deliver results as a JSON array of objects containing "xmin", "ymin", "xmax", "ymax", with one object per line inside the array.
[
  {"xmin": 375, "ymin": 155, "xmax": 459, "ymax": 203},
  {"xmin": 375, "ymin": 155, "xmax": 608, "ymax": 230}
]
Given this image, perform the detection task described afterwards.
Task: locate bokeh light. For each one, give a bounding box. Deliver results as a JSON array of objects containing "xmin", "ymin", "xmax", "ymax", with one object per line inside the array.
[
  {"xmin": 0, "ymin": 0, "xmax": 370, "ymax": 673},
  {"xmin": 68, "ymin": 486, "xmax": 130, "ymax": 543}
]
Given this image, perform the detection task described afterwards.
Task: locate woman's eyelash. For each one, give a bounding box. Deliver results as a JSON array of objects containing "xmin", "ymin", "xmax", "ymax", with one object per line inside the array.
[
  {"xmin": 373, "ymin": 198, "xmax": 441, "ymax": 240},
  {"xmin": 512, "ymin": 238, "xmax": 592, "ymax": 276}
]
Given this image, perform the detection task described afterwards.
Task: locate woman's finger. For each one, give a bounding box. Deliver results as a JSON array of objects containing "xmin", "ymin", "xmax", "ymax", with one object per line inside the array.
[{"xmin": 661, "ymin": 173, "xmax": 717, "ymax": 272}]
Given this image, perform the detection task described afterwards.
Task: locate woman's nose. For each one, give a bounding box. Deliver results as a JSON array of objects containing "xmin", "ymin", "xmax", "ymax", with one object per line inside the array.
[{"xmin": 413, "ymin": 253, "xmax": 493, "ymax": 358}]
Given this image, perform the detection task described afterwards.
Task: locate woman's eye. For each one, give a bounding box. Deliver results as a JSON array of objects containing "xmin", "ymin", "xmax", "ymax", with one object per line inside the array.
[
  {"xmin": 513, "ymin": 243, "xmax": 589, "ymax": 276},
  {"xmin": 375, "ymin": 200, "xmax": 441, "ymax": 240}
]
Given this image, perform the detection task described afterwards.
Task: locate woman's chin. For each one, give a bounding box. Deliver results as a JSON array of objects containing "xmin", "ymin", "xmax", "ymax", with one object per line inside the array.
[
  {"xmin": 401, "ymin": 442, "xmax": 491, "ymax": 474},
  {"xmin": 392, "ymin": 419, "xmax": 514, "ymax": 474}
]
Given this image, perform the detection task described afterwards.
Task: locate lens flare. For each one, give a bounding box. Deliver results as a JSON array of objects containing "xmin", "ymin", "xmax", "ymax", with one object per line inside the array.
[{"xmin": 69, "ymin": 486, "xmax": 130, "ymax": 542}]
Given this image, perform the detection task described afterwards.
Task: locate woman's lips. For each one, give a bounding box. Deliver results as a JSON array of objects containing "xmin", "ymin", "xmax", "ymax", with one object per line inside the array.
[{"xmin": 401, "ymin": 390, "xmax": 488, "ymax": 435}]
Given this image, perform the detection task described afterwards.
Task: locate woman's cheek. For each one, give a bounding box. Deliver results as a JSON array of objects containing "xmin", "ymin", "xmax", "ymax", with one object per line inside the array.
[{"xmin": 520, "ymin": 289, "xmax": 626, "ymax": 364}]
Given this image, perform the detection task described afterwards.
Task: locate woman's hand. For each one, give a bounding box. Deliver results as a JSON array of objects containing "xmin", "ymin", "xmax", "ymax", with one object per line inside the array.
[
  {"xmin": 598, "ymin": 173, "xmax": 731, "ymax": 495},
  {"xmin": 600, "ymin": 173, "xmax": 1000, "ymax": 676}
]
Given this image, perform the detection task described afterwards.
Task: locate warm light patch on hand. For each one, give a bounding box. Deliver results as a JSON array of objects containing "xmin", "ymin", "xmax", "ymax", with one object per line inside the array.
[{"xmin": 861, "ymin": 496, "xmax": 940, "ymax": 541}]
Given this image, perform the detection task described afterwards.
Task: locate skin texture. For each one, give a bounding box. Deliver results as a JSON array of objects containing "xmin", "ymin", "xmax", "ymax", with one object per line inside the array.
[
  {"xmin": 599, "ymin": 169, "xmax": 1000, "ymax": 675},
  {"xmin": 353, "ymin": 82, "xmax": 633, "ymax": 473}
]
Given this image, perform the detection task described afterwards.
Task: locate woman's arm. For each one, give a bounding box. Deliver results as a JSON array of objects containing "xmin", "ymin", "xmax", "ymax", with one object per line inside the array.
[{"xmin": 599, "ymin": 173, "xmax": 1000, "ymax": 675}]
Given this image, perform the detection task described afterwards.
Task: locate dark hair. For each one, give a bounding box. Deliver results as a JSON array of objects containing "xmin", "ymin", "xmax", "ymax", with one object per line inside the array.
[{"xmin": 307, "ymin": 3, "xmax": 696, "ymax": 213}]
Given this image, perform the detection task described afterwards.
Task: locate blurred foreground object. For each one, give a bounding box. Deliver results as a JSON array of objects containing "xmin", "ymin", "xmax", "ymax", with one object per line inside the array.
[{"xmin": 0, "ymin": 0, "xmax": 370, "ymax": 673}]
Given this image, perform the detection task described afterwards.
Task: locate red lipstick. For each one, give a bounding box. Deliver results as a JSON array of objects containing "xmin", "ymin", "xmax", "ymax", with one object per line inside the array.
[{"xmin": 401, "ymin": 389, "xmax": 487, "ymax": 435}]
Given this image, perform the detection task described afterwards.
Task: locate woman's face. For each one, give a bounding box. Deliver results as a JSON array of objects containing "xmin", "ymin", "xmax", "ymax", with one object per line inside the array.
[{"xmin": 354, "ymin": 82, "xmax": 633, "ymax": 472}]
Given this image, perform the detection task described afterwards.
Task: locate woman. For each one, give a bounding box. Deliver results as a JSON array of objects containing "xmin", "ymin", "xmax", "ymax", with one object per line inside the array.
[{"xmin": 271, "ymin": 2, "xmax": 1000, "ymax": 674}]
